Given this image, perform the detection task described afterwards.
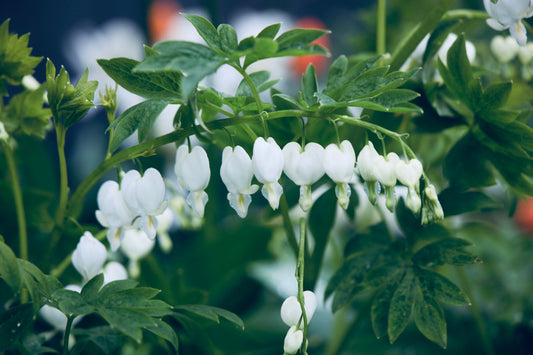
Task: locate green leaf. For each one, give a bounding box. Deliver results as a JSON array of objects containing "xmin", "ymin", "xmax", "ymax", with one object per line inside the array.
[
  {"xmin": 479, "ymin": 81, "xmax": 512, "ymax": 111},
  {"xmin": 0, "ymin": 19, "xmax": 42, "ymax": 93},
  {"xmin": 218, "ymin": 24, "xmax": 238, "ymax": 53},
  {"xmin": 17, "ymin": 259, "xmax": 62, "ymax": 312},
  {"xmin": 97, "ymin": 58, "xmax": 181, "ymax": 100},
  {"xmin": 257, "ymin": 23, "xmax": 281, "ymax": 39},
  {"xmin": 414, "ymin": 267, "xmax": 470, "ymax": 306},
  {"xmin": 243, "ymin": 37, "xmax": 279, "ymax": 68},
  {"xmin": 444, "ymin": 34, "xmax": 472, "ymax": 104},
  {"xmin": 97, "ymin": 307, "xmax": 152, "ymax": 343},
  {"xmin": 412, "ymin": 238, "xmax": 478, "ymax": 266},
  {"xmin": 439, "ymin": 188, "xmax": 500, "ymax": 216},
  {"xmin": 0, "ymin": 240, "xmax": 21, "ymax": 291},
  {"xmin": 53, "ymin": 288, "xmax": 94, "ymax": 316},
  {"xmin": 371, "ymin": 282, "xmax": 398, "ymax": 340},
  {"xmin": 182, "ymin": 14, "xmax": 221, "ymax": 51},
  {"xmin": 325, "ymin": 55, "xmax": 348, "ymax": 92},
  {"xmin": 414, "ymin": 287, "xmax": 447, "ymax": 348},
  {"xmin": 324, "ymin": 56, "xmax": 379, "ymax": 96},
  {"xmin": 81, "ymin": 273, "xmax": 105, "ymax": 303},
  {"xmin": 0, "ymin": 303, "xmax": 34, "ymax": 352},
  {"xmin": 275, "ymin": 28, "xmax": 329, "ymax": 55},
  {"xmin": 235, "ymin": 71, "xmax": 270, "ymax": 97},
  {"xmin": 271, "ymin": 93, "xmax": 303, "ymax": 109},
  {"xmin": 97, "ymin": 279, "xmax": 138, "ymax": 299},
  {"xmin": 174, "ymin": 304, "xmax": 245, "ymax": 330},
  {"xmin": 109, "ymin": 99, "xmax": 168, "ymax": 152},
  {"xmin": 302, "ymin": 64, "xmax": 318, "ymax": 107},
  {"xmin": 135, "ymin": 41, "xmax": 225, "ymax": 100},
  {"xmin": 144, "ymin": 319, "xmax": 179, "ymax": 352},
  {"xmin": 1, "ymin": 86, "xmax": 52, "ymax": 138},
  {"xmin": 388, "ymin": 268, "xmax": 416, "ymax": 344},
  {"xmin": 347, "ymin": 89, "xmax": 421, "ymax": 113},
  {"xmin": 72, "ymin": 326, "xmax": 125, "ymax": 354}
]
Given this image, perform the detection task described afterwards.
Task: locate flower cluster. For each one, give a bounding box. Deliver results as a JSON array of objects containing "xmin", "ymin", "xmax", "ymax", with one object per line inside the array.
[
  {"xmin": 484, "ymin": 0, "xmax": 533, "ymax": 46},
  {"xmin": 280, "ymin": 291, "xmax": 317, "ymax": 354},
  {"xmin": 95, "ymin": 167, "xmax": 167, "ymax": 250},
  {"xmin": 174, "ymin": 137, "xmax": 444, "ymax": 220}
]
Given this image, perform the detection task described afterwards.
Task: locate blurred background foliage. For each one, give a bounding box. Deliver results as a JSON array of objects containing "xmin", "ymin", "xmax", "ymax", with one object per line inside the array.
[{"xmin": 1, "ymin": 0, "xmax": 533, "ymax": 354}]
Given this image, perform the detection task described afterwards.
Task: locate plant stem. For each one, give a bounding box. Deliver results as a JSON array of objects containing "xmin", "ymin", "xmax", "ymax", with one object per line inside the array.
[
  {"xmin": 230, "ymin": 64, "xmax": 264, "ymax": 114},
  {"xmin": 62, "ymin": 316, "xmax": 74, "ymax": 355},
  {"xmin": 279, "ymin": 193, "xmax": 299, "ymax": 257},
  {"xmin": 1, "ymin": 139, "xmax": 28, "ymax": 262},
  {"xmin": 376, "ymin": 0, "xmax": 387, "ymax": 55},
  {"xmin": 296, "ymin": 217, "xmax": 309, "ymax": 355}
]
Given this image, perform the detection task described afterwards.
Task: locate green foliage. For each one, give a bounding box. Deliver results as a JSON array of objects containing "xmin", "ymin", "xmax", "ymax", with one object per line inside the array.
[
  {"xmin": 326, "ymin": 204, "xmax": 476, "ymax": 348},
  {"xmin": 46, "ymin": 59, "xmax": 98, "ymax": 129},
  {"xmin": 0, "ymin": 19, "xmax": 42, "ymax": 95},
  {"xmin": 0, "ymin": 85, "xmax": 52, "ymax": 138}
]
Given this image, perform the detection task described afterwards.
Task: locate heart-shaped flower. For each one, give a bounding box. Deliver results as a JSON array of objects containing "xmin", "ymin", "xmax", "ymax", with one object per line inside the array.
[
  {"xmin": 252, "ymin": 137, "xmax": 284, "ymax": 210},
  {"xmin": 280, "ymin": 290, "xmax": 317, "ymax": 327}
]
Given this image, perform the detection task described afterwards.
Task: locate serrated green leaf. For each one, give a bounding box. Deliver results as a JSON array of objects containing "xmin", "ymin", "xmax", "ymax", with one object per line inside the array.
[
  {"xmin": 371, "ymin": 278, "xmax": 401, "ymax": 340},
  {"xmin": 81, "ymin": 273, "xmax": 105, "ymax": 303},
  {"xmin": 144, "ymin": 319, "xmax": 179, "ymax": 352},
  {"xmin": 97, "ymin": 279, "xmax": 138, "ymax": 299},
  {"xmin": 17, "ymin": 259, "xmax": 62, "ymax": 312},
  {"xmin": 439, "ymin": 188, "xmax": 500, "ymax": 216},
  {"xmin": 243, "ymin": 37, "xmax": 279, "ymax": 68},
  {"xmin": 97, "ymin": 307, "xmax": 152, "ymax": 343},
  {"xmin": 0, "ymin": 303, "xmax": 34, "ymax": 352},
  {"xmin": 412, "ymin": 238, "xmax": 478, "ymax": 266},
  {"xmin": 174, "ymin": 304, "xmax": 245, "ymax": 329},
  {"xmin": 302, "ymin": 64, "xmax": 318, "ymax": 107},
  {"xmin": 135, "ymin": 41, "xmax": 225, "ymax": 100},
  {"xmin": 388, "ymin": 268, "xmax": 416, "ymax": 344},
  {"xmin": 97, "ymin": 58, "xmax": 181, "ymax": 100},
  {"xmin": 276, "ymin": 28, "xmax": 329, "ymax": 53},
  {"xmin": 182, "ymin": 14, "xmax": 221, "ymax": 51},
  {"xmin": 0, "ymin": 240, "xmax": 21, "ymax": 291},
  {"xmin": 414, "ymin": 287, "xmax": 447, "ymax": 348},
  {"xmin": 71, "ymin": 326, "xmax": 125, "ymax": 354},
  {"xmin": 414, "ymin": 267, "xmax": 470, "ymax": 306},
  {"xmin": 347, "ymin": 89, "xmax": 421, "ymax": 113},
  {"xmin": 479, "ymin": 81, "xmax": 512, "ymax": 111},
  {"xmin": 324, "ymin": 56, "xmax": 379, "ymax": 96},
  {"xmin": 53, "ymin": 288, "xmax": 94, "ymax": 316},
  {"xmin": 109, "ymin": 99, "xmax": 168, "ymax": 152},
  {"xmin": 218, "ymin": 24, "xmax": 238, "ymax": 53},
  {"xmin": 325, "ymin": 55, "xmax": 348, "ymax": 92}
]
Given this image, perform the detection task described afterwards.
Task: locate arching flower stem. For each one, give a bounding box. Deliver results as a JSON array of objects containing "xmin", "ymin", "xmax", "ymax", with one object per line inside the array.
[{"xmin": 296, "ymin": 217, "xmax": 309, "ymax": 355}]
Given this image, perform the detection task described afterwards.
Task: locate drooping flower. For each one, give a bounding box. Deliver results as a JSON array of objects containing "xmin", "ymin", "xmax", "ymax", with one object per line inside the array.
[
  {"xmin": 252, "ymin": 137, "xmax": 284, "ymax": 210},
  {"xmin": 375, "ymin": 152, "xmax": 400, "ymax": 211},
  {"xmin": 220, "ymin": 146, "xmax": 259, "ymax": 218},
  {"xmin": 421, "ymin": 184, "xmax": 444, "ymax": 224},
  {"xmin": 323, "ymin": 140, "xmax": 356, "ymax": 210},
  {"xmin": 121, "ymin": 168, "xmax": 168, "ymax": 240},
  {"xmin": 357, "ymin": 141, "xmax": 381, "ymax": 204},
  {"xmin": 95, "ymin": 180, "xmax": 135, "ymax": 251},
  {"xmin": 284, "ymin": 326, "xmax": 304, "ymax": 355},
  {"xmin": 483, "ymin": 0, "xmax": 533, "ymax": 46},
  {"xmin": 120, "ymin": 229, "xmax": 156, "ymax": 278},
  {"xmin": 175, "ymin": 144, "xmax": 211, "ymax": 217},
  {"xmin": 395, "ymin": 158, "xmax": 423, "ymax": 214},
  {"xmin": 283, "ymin": 142, "xmax": 325, "ymax": 211},
  {"xmin": 280, "ymin": 291, "xmax": 317, "ymax": 327},
  {"xmin": 491, "ymin": 35, "xmax": 520, "ymax": 62},
  {"xmin": 102, "ymin": 261, "xmax": 128, "ymax": 285},
  {"xmin": 71, "ymin": 232, "xmax": 107, "ymax": 283}
]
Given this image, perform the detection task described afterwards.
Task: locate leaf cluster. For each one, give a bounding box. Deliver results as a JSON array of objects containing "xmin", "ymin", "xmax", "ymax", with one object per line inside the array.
[
  {"xmin": 0, "ymin": 19, "xmax": 42, "ymax": 96},
  {"xmin": 325, "ymin": 203, "xmax": 478, "ymax": 348}
]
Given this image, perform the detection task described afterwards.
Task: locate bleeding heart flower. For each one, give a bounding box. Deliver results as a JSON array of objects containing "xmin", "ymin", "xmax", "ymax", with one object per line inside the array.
[{"xmin": 252, "ymin": 137, "xmax": 284, "ymax": 210}]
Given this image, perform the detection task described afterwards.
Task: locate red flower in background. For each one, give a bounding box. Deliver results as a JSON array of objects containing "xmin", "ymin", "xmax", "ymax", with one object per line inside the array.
[
  {"xmin": 148, "ymin": 0, "xmax": 181, "ymax": 43},
  {"xmin": 514, "ymin": 197, "xmax": 533, "ymax": 234},
  {"xmin": 290, "ymin": 17, "xmax": 330, "ymax": 78}
]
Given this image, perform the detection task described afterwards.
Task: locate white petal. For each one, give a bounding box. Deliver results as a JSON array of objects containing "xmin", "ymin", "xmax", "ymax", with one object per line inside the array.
[
  {"xmin": 324, "ymin": 141, "xmax": 355, "ymax": 183},
  {"xmin": 228, "ymin": 192, "xmax": 252, "ymax": 218},
  {"xmin": 280, "ymin": 291, "xmax": 317, "ymax": 327},
  {"xmin": 357, "ymin": 142, "xmax": 381, "ymax": 181},
  {"xmin": 120, "ymin": 170, "xmax": 142, "ymax": 213},
  {"xmin": 71, "ymin": 232, "xmax": 107, "ymax": 282},
  {"xmin": 284, "ymin": 326, "xmax": 303, "ymax": 354},
  {"xmin": 175, "ymin": 145, "xmax": 210, "ymax": 191},
  {"xmin": 187, "ymin": 190, "xmax": 208, "ymax": 217},
  {"xmin": 486, "ymin": 18, "xmax": 508, "ymax": 30},
  {"xmin": 221, "ymin": 146, "xmax": 254, "ymax": 193},
  {"xmin": 103, "ymin": 261, "xmax": 128, "ymax": 285},
  {"xmin": 120, "ymin": 228, "xmax": 155, "ymax": 261},
  {"xmin": 395, "ymin": 159, "xmax": 423, "ymax": 187},
  {"xmin": 136, "ymin": 168, "xmax": 166, "ymax": 214},
  {"xmin": 252, "ymin": 137, "xmax": 284, "ymax": 183},
  {"xmin": 510, "ymin": 20, "xmax": 528, "ymax": 46},
  {"xmin": 261, "ymin": 181, "xmax": 283, "ymax": 210}
]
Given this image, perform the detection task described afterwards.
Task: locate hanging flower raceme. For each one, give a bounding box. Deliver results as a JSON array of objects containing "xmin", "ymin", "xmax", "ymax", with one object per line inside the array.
[
  {"xmin": 356, "ymin": 141, "xmax": 381, "ymax": 204},
  {"xmin": 95, "ymin": 181, "xmax": 135, "ymax": 251},
  {"xmin": 421, "ymin": 184, "xmax": 444, "ymax": 224},
  {"xmin": 375, "ymin": 152, "xmax": 400, "ymax": 212},
  {"xmin": 220, "ymin": 146, "xmax": 259, "ymax": 218},
  {"xmin": 71, "ymin": 231, "xmax": 107, "ymax": 284},
  {"xmin": 323, "ymin": 140, "xmax": 355, "ymax": 210},
  {"xmin": 283, "ymin": 142, "xmax": 325, "ymax": 211},
  {"xmin": 483, "ymin": 0, "xmax": 533, "ymax": 46},
  {"xmin": 252, "ymin": 137, "xmax": 284, "ymax": 210},
  {"xmin": 121, "ymin": 168, "xmax": 168, "ymax": 240},
  {"xmin": 280, "ymin": 290, "xmax": 317, "ymax": 354},
  {"xmin": 395, "ymin": 158, "xmax": 423, "ymax": 214},
  {"xmin": 175, "ymin": 144, "xmax": 211, "ymax": 217}
]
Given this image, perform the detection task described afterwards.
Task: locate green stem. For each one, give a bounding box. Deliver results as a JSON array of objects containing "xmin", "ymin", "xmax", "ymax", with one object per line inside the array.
[
  {"xmin": 67, "ymin": 110, "xmax": 306, "ymax": 220},
  {"xmin": 296, "ymin": 217, "xmax": 309, "ymax": 355},
  {"xmin": 279, "ymin": 193, "xmax": 299, "ymax": 257},
  {"xmin": 376, "ymin": 0, "xmax": 387, "ymax": 55},
  {"xmin": 230, "ymin": 63, "xmax": 264, "ymax": 114},
  {"xmin": 456, "ymin": 268, "xmax": 494, "ymax": 355},
  {"xmin": 62, "ymin": 316, "xmax": 74, "ymax": 355},
  {"xmin": 1, "ymin": 140, "xmax": 28, "ymax": 262},
  {"xmin": 55, "ymin": 127, "xmax": 69, "ymax": 228}
]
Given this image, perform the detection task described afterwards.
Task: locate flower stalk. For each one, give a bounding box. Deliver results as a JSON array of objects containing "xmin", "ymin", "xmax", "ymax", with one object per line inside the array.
[{"xmin": 296, "ymin": 217, "xmax": 309, "ymax": 354}]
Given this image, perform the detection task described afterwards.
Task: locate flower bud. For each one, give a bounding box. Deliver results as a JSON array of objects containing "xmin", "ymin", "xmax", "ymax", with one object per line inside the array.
[
  {"xmin": 280, "ymin": 291, "xmax": 317, "ymax": 327},
  {"xmin": 72, "ymin": 232, "xmax": 107, "ymax": 283},
  {"xmin": 395, "ymin": 158, "xmax": 423, "ymax": 189},
  {"xmin": 284, "ymin": 326, "xmax": 303, "ymax": 354}
]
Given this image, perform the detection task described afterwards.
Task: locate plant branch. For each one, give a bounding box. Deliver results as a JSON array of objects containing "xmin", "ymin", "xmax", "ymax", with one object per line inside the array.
[
  {"xmin": 376, "ymin": 0, "xmax": 387, "ymax": 55},
  {"xmin": 296, "ymin": 217, "xmax": 309, "ymax": 355}
]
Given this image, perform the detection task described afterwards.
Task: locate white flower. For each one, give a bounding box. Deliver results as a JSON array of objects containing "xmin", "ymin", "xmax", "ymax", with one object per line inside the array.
[
  {"xmin": 283, "ymin": 142, "xmax": 325, "ymax": 211},
  {"xmin": 376, "ymin": 152, "xmax": 401, "ymax": 211},
  {"xmin": 518, "ymin": 42, "xmax": 533, "ymax": 63},
  {"xmin": 484, "ymin": 0, "xmax": 533, "ymax": 46},
  {"xmin": 121, "ymin": 168, "xmax": 168, "ymax": 240},
  {"xmin": 280, "ymin": 291, "xmax": 317, "ymax": 327},
  {"xmin": 284, "ymin": 326, "xmax": 304, "ymax": 354},
  {"xmin": 491, "ymin": 35, "xmax": 520, "ymax": 62},
  {"xmin": 324, "ymin": 140, "xmax": 356, "ymax": 209},
  {"xmin": 156, "ymin": 207, "xmax": 174, "ymax": 253},
  {"xmin": 175, "ymin": 145, "xmax": 211, "ymax": 217},
  {"xmin": 422, "ymin": 184, "xmax": 445, "ymax": 224},
  {"xmin": 71, "ymin": 232, "xmax": 107, "ymax": 283},
  {"xmin": 395, "ymin": 158, "xmax": 423, "ymax": 214},
  {"xmin": 252, "ymin": 137, "xmax": 284, "ymax": 210},
  {"xmin": 220, "ymin": 146, "xmax": 259, "ymax": 218},
  {"xmin": 120, "ymin": 229, "xmax": 156, "ymax": 278},
  {"xmin": 357, "ymin": 141, "xmax": 381, "ymax": 204},
  {"xmin": 102, "ymin": 261, "xmax": 128, "ymax": 285},
  {"xmin": 95, "ymin": 180, "xmax": 135, "ymax": 251}
]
